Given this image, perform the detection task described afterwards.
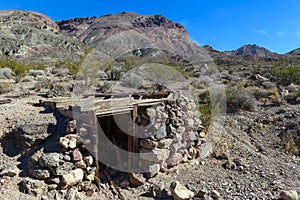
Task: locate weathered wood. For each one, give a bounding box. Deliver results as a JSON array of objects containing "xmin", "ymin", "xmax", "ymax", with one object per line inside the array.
[{"xmin": 104, "ymin": 169, "xmax": 125, "ymax": 200}]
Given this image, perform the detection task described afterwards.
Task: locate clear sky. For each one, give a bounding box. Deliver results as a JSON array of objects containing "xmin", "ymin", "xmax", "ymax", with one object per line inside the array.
[{"xmin": 0, "ymin": 0, "xmax": 300, "ymax": 54}]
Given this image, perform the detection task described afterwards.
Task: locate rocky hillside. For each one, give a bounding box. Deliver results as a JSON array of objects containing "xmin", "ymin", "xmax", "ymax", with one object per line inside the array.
[{"xmin": 0, "ymin": 10, "xmax": 84, "ymax": 62}]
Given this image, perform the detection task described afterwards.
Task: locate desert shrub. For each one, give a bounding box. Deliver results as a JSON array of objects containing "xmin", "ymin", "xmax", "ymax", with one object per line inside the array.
[
  {"xmin": 250, "ymin": 87, "xmax": 282, "ymax": 106},
  {"xmin": 0, "ymin": 57, "xmax": 46, "ymax": 82},
  {"xmin": 267, "ymin": 64, "xmax": 300, "ymax": 85},
  {"xmin": 282, "ymin": 130, "xmax": 299, "ymax": 156},
  {"xmin": 54, "ymin": 58, "xmax": 81, "ymax": 76},
  {"xmin": 0, "ymin": 82, "xmax": 13, "ymax": 94},
  {"xmin": 226, "ymin": 86, "xmax": 256, "ymax": 112},
  {"xmin": 0, "ymin": 67, "xmax": 13, "ymax": 79}
]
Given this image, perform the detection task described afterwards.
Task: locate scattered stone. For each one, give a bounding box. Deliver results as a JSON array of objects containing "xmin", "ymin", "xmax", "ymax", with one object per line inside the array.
[
  {"xmin": 66, "ymin": 120, "xmax": 77, "ymax": 134},
  {"xmin": 0, "ymin": 165, "xmax": 20, "ymax": 177},
  {"xmin": 280, "ymin": 190, "xmax": 299, "ymax": 200},
  {"xmin": 65, "ymin": 187, "xmax": 77, "ymax": 200},
  {"xmin": 170, "ymin": 181, "xmax": 194, "ymax": 200},
  {"xmin": 85, "ymin": 173, "xmax": 95, "ymax": 181},
  {"xmin": 61, "ymin": 169, "xmax": 84, "ymax": 188},
  {"xmin": 166, "ymin": 153, "xmax": 183, "ymax": 167},
  {"xmin": 129, "ymin": 173, "xmax": 146, "ymax": 186}
]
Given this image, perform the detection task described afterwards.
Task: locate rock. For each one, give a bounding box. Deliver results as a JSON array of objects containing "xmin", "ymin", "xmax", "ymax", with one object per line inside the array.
[
  {"xmin": 52, "ymin": 161, "xmax": 74, "ymax": 176},
  {"xmin": 29, "ymin": 148, "xmax": 44, "ymax": 165},
  {"xmin": 129, "ymin": 173, "xmax": 146, "ymax": 186},
  {"xmin": 210, "ymin": 190, "xmax": 221, "ymax": 199},
  {"xmin": 0, "ymin": 165, "xmax": 20, "ymax": 177},
  {"xmin": 233, "ymin": 158, "xmax": 243, "ymax": 166},
  {"xmin": 85, "ymin": 173, "xmax": 95, "ymax": 181},
  {"xmin": 39, "ymin": 153, "xmax": 60, "ymax": 168},
  {"xmin": 86, "ymin": 167, "xmax": 97, "ymax": 174},
  {"xmin": 146, "ymin": 108, "xmax": 156, "ymax": 117},
  {"xmin": 140, "ymin": 139, "xmax": 158, "ymax": 149},
  {"xmin": 75, "ymin": 160, "xmax": 86, "ymax": 168},
  {"xmin": 199, "ymin": 142, "xmax": 213, "ymax": 158},
  {"xmin": 140, "ymin": 148, "xmax": 170, "ymax": 163},
  {"xmin": 59, "ymin": 134, "xmax": 78, "ymax": 149},
  {"xmin": 61, "ymin": 169, "xmax": 84, "ymax": 188},
  {"xmin": 216, "ymin": 151, "xmax": 229, "ymax": 160},
  {"xmin": 196, "ymin": 189, "xmax": 208, "ymax": 198},
  {"xmin": 166, "ymin": 153, "xmax": 183, "ymax": 167},
  {"xmin": 145, "ymin": 163, "xmax": 160, "ymax": 178},
  {"xmin": 158, "ymin": 139, "xmax": 173, "ymax": 149},
  {"xmin": 22, "ymin": 179, "xmax": 47, "ymax": 197},
  {"xmin": 187, "ymin": 131, "xmax": 197, "ymax": 141},
  {"xmin": 16, "ymin": 123, "xmax": 55, "ymax": 148},
  {"xmin": 223, "ymin": 160, "xmax": 236, "ymax": 170},
  {"xmin": 150, "ymin": 183, "xmax": 168, "ymax": 198},
  {"xmin": 155, "ymin": 124, "xmax": 167, "ymax": 139},
  {"xmin": 280, "ymin": 190, "xmax": 299, "ymax": 200},
  {"xmin": 72, "ymin": 148, "xmax": 83, "ymax": 161},
  {"xmin": 170, "ymin": 181, "xmax": 194, "ymax": 200},
  {"xmin": 66, "ymin": 187, "xmax": 77, "ymax": 200},
  {"xmin": 171, "ymin": 141, "xmax": 187, "ymax": 152},
  {"xmin": 29, "ymin": 169, "xmax": 50, "ymax": 179},
  {"xmin": 47, "ymin": 177, "xmax": 60, "ymax": 185},
  {"xmin": 83, "ymin": 156, "xmax": 93, "ymax": 166},
  {"xmin": 47, "ymin": 184, "xmax": 58, "ymax": 190},
  {"xmin": 177, "ymin": 126, "xmax": 185, "ymax": 133}
]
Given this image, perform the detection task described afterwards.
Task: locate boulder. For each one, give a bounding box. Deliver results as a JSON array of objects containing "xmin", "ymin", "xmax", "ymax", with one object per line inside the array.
[
  {"xmin": 52, "ymin": 161, "xmax": 74, "ymax": 176},
  {"xmin": 83, "ymin": 156, "xmax": 93, "ymax": 166},
  {"xmin": 170, "ymin": 181, "xmax": 194, "ymax": 200},
  {"xmin": 158, "ymin": 139, "xmax": 173, "ymax": 149}
]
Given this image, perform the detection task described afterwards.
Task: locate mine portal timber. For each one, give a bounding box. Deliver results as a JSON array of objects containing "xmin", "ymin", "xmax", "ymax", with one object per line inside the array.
[{"xmin": 42, "ymin": 91, "xmax": 175, "ymax": 177}]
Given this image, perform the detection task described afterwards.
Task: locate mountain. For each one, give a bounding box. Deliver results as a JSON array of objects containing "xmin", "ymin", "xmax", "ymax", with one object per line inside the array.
[
  {"xmin": 58, "ymin": 12, "xmax": 211, "ymax": 64},
  {"xmin": 0, "ymin": 10, "xmax": 84, "ymax": 61},
  {"xmin": 287, "ymin": 48, "xmax": 300, "ymax": 56},
  {"xmin": 225, "ymin": 44, "xmax": 276, "ymax": 57}
]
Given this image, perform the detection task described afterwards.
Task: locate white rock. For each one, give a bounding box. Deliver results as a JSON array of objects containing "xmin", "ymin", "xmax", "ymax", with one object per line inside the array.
[
  {"xmin": 170, "ymin": 181, "xmax": 194, "ymax": 200},
  {"xmin": 61, "ymin": 169, "xmax": 84, "ymax": 188},
  {"xmin": 140, "ymin": 148, "xmax": 170, "ymax": 163},
  {"xmin": 280, "ymin": 190, "xmax": 299, "ymax": 200}
]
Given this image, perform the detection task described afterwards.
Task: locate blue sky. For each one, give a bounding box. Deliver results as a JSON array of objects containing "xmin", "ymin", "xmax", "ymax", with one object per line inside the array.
[{"xmin": 0, "ymin": 0, "xmax": 300, "ymax": 53}]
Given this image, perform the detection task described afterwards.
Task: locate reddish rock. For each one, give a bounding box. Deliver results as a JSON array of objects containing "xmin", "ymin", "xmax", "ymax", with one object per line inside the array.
[
  {"xmin": 72, "ymin": 148, "xmax": 83, "ymax": 161},
  {"xmin": 129, "ymin": 173, "xmax": 146, "ymax": 186},
  {"xmin": 166, "ymin": 153, "xmax": 183, "ymax": 167}
]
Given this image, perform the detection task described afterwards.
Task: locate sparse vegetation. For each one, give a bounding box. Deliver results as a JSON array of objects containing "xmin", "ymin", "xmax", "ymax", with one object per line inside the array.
[
  {"xmin": 226, "ymin": 85, "xmax": 256, "ymax": 112},
  {"xmin": 282, "ymin": 130, "xmax": 299, "ymax": 156}
]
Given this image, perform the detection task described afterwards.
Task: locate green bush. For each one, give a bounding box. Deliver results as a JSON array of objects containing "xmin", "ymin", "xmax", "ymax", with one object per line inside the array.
[{"xmin": 0, "ymin": 82, "xmax": 13, "ymax": 94}]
